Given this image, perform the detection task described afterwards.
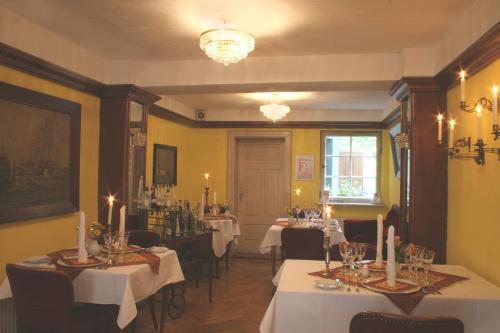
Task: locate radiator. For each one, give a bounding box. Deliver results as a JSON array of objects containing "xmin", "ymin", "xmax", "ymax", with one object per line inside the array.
[{"xmin": 0, "ymin": 298, "xmax": 16, "ymax": 333}]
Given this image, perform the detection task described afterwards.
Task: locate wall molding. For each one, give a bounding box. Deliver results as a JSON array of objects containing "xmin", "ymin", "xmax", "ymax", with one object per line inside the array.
[{"xmin": 435, "ymin": 21, "xmax": 500, "ymax": 91}]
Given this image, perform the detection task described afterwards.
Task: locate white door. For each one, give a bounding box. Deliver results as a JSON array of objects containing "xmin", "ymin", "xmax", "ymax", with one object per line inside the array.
[{"xmin": 235, "ymin": 138, "xmax": 287, "ymax": 254}]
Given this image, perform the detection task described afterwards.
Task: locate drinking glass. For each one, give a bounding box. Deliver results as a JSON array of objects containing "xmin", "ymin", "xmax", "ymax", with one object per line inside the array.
[
  {"xmin": 103, "ymin": 232, "xmax": 116, "ymax": 266},
  {"xmin": 355, "ymin": 243, "xmax": 367, "ymax": 268},
  {"xmin": 404, "ymin": 252, "xmax": 415, "ymax": 281},
  {"xmin": 422, "ymin": 250, "xmax": 436, "ymax": 287},
  {"xmin": 345, "ymin": 245, "xmax": 356, "ymax": 286},
  {"xmin": 414, "ymin": 245, "xmax": 425, "ymax": 282}
]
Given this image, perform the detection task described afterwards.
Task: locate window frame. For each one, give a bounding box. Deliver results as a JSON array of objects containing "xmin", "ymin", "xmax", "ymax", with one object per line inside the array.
[{"xmin": 320, "ymin": 130, "xmax": 382, "ymax": 204}]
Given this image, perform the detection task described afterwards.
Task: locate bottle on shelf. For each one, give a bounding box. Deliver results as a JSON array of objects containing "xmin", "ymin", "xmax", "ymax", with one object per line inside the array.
[{"xmin": 178, "ymin": 200, "xmax": 184, "ymax": 235}]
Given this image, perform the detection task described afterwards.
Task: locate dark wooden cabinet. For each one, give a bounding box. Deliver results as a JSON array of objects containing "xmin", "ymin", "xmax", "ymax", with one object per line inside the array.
[
  {"xmin": 98, "ymin": 85, "xmax": 160, "ymax": 229},
  {"xmin": 390, "ymin": 78, "xmax": 448, "ymax": 263}
]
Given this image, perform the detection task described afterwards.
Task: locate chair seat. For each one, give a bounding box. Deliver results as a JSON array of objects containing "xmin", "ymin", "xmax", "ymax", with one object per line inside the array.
[{"xmin": 68, "ymin": 306, "xmax": 112, "ymax": 333}]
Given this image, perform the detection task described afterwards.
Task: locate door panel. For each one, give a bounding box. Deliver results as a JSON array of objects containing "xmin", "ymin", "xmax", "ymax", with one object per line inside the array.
[{"xmin": 236, "ymin": 139, "xmax": 286, "ymax": 254}]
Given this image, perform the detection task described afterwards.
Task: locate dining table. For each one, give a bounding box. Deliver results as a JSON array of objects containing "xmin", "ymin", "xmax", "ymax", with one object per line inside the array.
[
  {"xmin": 202, "ymin": 215, "xmax": 241, "ymax": 258},
  {"xmin": 259, "ymin": 259, "xmax": 500, "ymax": 333},
  {"xmin": 259, "ymin": 218, "xmax": 347, "ymax": 275},
  {"xmin": 0, "ymin": 248, "xmax": 185, "ymax": 330}
]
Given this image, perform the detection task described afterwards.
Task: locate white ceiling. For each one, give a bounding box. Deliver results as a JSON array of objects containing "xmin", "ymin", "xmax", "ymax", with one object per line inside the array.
[{"xmin": 0, "ymin": 0, "xmax": 473, "ymax": 61}]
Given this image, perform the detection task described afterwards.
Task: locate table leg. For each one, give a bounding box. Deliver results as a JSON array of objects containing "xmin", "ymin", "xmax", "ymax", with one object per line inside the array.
[
  {"xmin": 271, "ymin": 245, "xmax": 277, "ymax": 276},
  {"xmin": 160, "ymin": 287, "xmax": 167, "ymax": 333},
  {"xmin": 225, "ymin": 240, "xmax": 232, "ymax": 270}
]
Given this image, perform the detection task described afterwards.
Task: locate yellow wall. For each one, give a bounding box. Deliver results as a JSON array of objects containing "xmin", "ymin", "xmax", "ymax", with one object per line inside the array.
[
  {"xmin": 447, "ymin": 59, "xmax": 500, "ymax": 286},
  {"xmin": 147, "ymin": 116, "xmax": 399, "ymax": 219},
  {"xmin": 0, "ymin": 65, "xmax": 100, "ymax": 280}
]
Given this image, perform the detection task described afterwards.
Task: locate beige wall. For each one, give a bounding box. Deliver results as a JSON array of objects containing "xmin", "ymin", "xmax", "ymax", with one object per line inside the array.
[
  {"xmin": 0, "ymin": 65, "xmax": 100, "ymax": 280},
  {"xmin": 447, "ymin": 59, "xmax": 500, "ymax": 286}
]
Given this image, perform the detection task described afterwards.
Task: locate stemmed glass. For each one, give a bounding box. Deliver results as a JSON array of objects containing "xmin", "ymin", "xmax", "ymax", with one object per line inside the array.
[
  {"xmin": 404, "ymin": 252, "xmax": 415, "ymax": 281},
  {"xmin": 354, "ymin": 243, "xmax": 367, "ymax": 268},
  {"xmin": 413, "ymin": 245, "xmax": 425, "ymax": 282},
  {"xmin": 422, "ymin": 250, "xmax": 436, "ymax": 287},
  {"xmin": 103, "ymin": 231, "xmax": 116, "ymax": 266},
  {"xmin": 345, "ymin": 245, "xmax": 356, "ymax": 289}
]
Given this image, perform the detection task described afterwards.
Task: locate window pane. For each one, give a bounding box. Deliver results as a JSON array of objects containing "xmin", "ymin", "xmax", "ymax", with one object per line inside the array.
[
  {"xmin": 351, "ymin": 178, "xmax": 363, "ymax": 197},
  {"xmin": 362, "ymin": 177, "xmax": 377, "ymax": 198},
  {"xmin": 330, "ymin": 156, "xmax": 346, "ymax": 177},
  {"xmin": 328, "ymin": 136, "xmax": 351, "ymax": 156},
  {"xmin": 363, "ymin": 157, "xmax": 377, "ymax": 177},
  {"xmin": 351, "ymin": 156, "xmax": 363, "ymax": 177},
  {"xmin": 325, "ymin": 156, "xmax": 332, "ymax": 176},
  {"xmin": 332, "ymin": 177, "xmax": 351, "ymax": 197},
  {"xmin": 352, "ymin": 136, "xmax": 377, "ymax": 157},
  {"xmin": 325, "ymin": 138, "xmax": 333, "ymax": 155},
  {"xmin": 325, "ymin": 177, "xmax": 333, "ymax": 193}
]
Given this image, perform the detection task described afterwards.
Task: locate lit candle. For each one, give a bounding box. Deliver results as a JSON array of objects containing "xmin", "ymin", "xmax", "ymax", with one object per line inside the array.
[
  {"xmin": 375, "ymin": 214, "xmax": 383, "ymax": 267},
  {"xmin": 460, "ymin": 70, "xmax": 466, "ymax": 103},
  {"xmin": 476, "ymin": 105, "xmax": 483, "ymax": 141},
  {"xmin": 295, "ymin": 188, "xmax": 301, "ymax": 207},
  {"xmin": 448, "ymin": 119, "xmax": 456, "ymax": 149},
  {"xmin": 386, "ymin": 225, "xmax": 396, "ymax": 287},
  {"xmin": 78, "ymin": 211, "xmax": 88, "ymax": 263},
  {"xmin": 107, "ymin": 195, "xmax": 114, "ymax": 226},
  {"xmin": 437, "ymin": 113, "xmax": 444, "ymax": 143},
  {"xmin": 493, "ymin": 86, "xmax": 498, "ymax": 126},
  {"xmin": 213, "ymin": 192, "xmax": 217, "ymax": 204},
  {"xmin": 204, "ymin": 173, "xmax": 209, "ymax": 188}
]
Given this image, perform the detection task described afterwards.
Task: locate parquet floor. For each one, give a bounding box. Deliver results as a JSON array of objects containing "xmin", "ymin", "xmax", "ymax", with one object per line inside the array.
[{"xmin": 135, "ymin": 258, "xmax": 276, "ymax": 333}]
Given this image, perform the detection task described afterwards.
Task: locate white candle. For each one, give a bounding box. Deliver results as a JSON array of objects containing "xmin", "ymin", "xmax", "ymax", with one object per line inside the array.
[
  {"xmin": 460, "ymin": 70, "xmax": 466, "ymax": 103},
  {"xmin": 200, "ymin": 194, "xmax": 205, "ymax": 218},
  {"xmin": 213, "ymin": 192, "xmax": 217, "ymax": 204},
  {"xmin": 295, "ymin": 188, "xmax": 301, "ymax": 207},
  {"xmin": 493, "ymin": 86, "xmax": 498, "ymax": 126},
  {"xmin": 119, "ymin": 205, "xmax": 126, "ymax": 244},
  {"xmin": 448, "ymin": 119, "xmax": 456, "ymax": 149},
  {"xmin": 375, "ymin": 213, "xmax": 383, "ymax": 266},
  {"xmin": 325, "ymin": 206, "xmax": 331, "ymax": 228},
  {"xmin": 386, "ymin": 225, "xmax": 396, "ymax": 287},
  {"xmin": 476, "ymin": 105, "xmax": 483, "ymax": 141},
  {"xmin": 107, "ymin": 195, "xmax": 114, "ymax": 226},
  {"xmin": 437, "ymin": 114, "xmax": 444, "ymax": 143},
  {"xmin": 204, "ymin": 173, "xmax": 209, "ymax": 188},
  {"xmin": 78, "ymin": 211, "xmax": 88, "ymax": 263}
]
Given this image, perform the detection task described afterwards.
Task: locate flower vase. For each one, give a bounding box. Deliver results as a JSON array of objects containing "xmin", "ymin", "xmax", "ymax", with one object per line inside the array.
[{"xmin": 87, "ymin": 239, "xmax": 101, "ymax": 256}]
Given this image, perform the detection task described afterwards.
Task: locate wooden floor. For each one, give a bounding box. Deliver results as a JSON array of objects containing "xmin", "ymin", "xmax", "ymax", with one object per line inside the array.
[{"xmin": 135, "ymin": 258, "xmax": 276, "ymax": 333}]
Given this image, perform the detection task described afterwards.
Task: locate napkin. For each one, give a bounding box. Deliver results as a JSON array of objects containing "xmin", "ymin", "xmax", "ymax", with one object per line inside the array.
[
  {"xmin": 78, "ymin": 212, "xmax": 88, "ymax": 263},
  {"xmin": 375, "ymin": 213, "xmax": 383, "ymax": 266},
  {"xmin": 386, "ymin": 225, "xmax": 396, "ymax": 287}
]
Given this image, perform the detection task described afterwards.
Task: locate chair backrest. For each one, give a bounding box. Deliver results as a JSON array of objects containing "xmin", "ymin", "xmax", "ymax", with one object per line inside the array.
[
  {"xmin": 281, "ymin": 228, "xmax": 324, "ymax": 260},
  {"xmin": 6, "ymin": 264, "xmax": 74, "ymax": 333},
  {"xmin": 128, "ymin": 230, "xmax": 160, "ymax": 248},
  {"xmin": 349, "ymin": 311, "xmax": 464, "ymax": 333},
  {"xmin": 384, "ymin": 204, "xmax": 400, "ymax": 231}
]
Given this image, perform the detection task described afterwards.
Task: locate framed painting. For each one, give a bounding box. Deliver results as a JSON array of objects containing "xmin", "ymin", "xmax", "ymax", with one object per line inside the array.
[
  {"xmin": 296, "ymin": 155, "xmax": 314, "ymax": 180},
  {"xmin": 153, "ymin": 144, "xmax": 177, "ymax": 185},
  {"xmin": 0, "ymin": 82, "xmax": 80, "ymax": 223}
]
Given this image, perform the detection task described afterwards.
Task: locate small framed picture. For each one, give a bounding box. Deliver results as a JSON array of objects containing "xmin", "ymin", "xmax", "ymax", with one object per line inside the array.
[
  {"xmin": 296, "ymin": 155, "xmax": 314, "ymax": 180},
  {"xmin": 153, "ymin": 144, "xmax": 177, "ymax": 185}
]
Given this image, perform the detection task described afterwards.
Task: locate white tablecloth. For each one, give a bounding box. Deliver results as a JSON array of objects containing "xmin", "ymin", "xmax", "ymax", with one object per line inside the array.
[
  {"xmin": 259, "ymin": 219, "xmax": 347, "ymax": 254},
  {"xmin": 203, "ymin": 218, "xmax": 241, "ymax": 257},
  {"xmin": 0, "ymin": 250, "xmax": 185, "ymax": 329},
  {"xmin": 260, "ymin": 260, "xmax": 500, "ymax": 333}
]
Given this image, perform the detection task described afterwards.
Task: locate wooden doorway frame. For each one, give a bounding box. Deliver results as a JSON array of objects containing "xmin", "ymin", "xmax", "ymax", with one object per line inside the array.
[{"xmin": 227, "ymin": 130, "xmax": 292, "ymax": 215}]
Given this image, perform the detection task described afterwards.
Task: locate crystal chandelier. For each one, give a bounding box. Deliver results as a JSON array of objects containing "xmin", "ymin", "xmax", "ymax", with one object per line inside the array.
[
  {"xmin": 260, "ymin": 95, "xmax": 291, "ymax": 122},
  {"xmin": 199, "ymin": 21, "xmax": 255, "ymax": 66}
]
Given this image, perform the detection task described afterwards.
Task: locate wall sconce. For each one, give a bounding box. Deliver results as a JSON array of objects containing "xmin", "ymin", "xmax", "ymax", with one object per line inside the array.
[{"xmin": 437, "ymin": 71, "xmax": 499, "ymax": 165}]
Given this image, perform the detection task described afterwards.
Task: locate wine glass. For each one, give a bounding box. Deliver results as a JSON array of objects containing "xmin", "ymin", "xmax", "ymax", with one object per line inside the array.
[
  {"xmin": 404, "ymin": 252, "xmax": 415, "ymax": 281},
  {"xmin": 355, "ymin": 243, "xmax": 367, "ymax": 268},
  {"xmin": 103, "ymin": 231, "xmax": 116, "ymax": 266},
  {"xmin": 422, "ymin": 250, "xmax": 436, "ymax": 287},
  {"xmin": 414, "ymin": 245, "xmax": 425, "ymax": 282}
]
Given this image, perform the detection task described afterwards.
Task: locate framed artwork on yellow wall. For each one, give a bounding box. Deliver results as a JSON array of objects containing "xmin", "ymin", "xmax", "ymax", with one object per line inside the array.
[
  {"xmin": 296, "ymin": 155, "xmax": 314, "ymax": 180},
  {"xmin": 153, "ymin": 144, "xmax": 177, "ymax": 186}
]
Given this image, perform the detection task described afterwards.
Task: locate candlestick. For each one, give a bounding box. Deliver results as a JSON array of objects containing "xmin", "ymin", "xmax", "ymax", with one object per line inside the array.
[
  {"xmin": 476, "ymin": 105, "xmax": 483, "ymax": 141},
  {"xmin": 460, "ymin": 70, "xmax": 466, "ymax": 103},
  {"xmin": 493, "ymin": 86, "xmax": 498, "ymax": 126},
  {"xmin": 204, "ymin": 173, "xmax": 209, "ymax": 188},
  {"xmin": 375, "ymin": 214, "xmax": 383, "ymax": 267},
  {"xmin": 325, "ymin": 206, "xmax": 331, "ymax": 228},
  {"xmin": 448, "ymin": 119, "xmax": 456, "ymax": 149},
  {"xmin": 437, "ymin": 113, "xmax": 444, "ymax": 143},
  {"xmin": 107, "ymin": 195, "xmax": 114, "ymax": 226}
]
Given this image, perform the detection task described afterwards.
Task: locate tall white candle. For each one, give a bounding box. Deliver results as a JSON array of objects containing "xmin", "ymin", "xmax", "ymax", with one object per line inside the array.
[
  {"xmin": 107, "ymin": 195, "xmax": 114, "ymax": 226},
  {"xmin": 295, "ymin": 188, "xmax": 301, "ymax": 207},
  {"xmin": 375, "ymin": 213, "xmax": 383, "ymax": 266},
  {"xmin": 204, "ymin": 173, "xmax": 209, "ymax": 188},
  {"xmin": 386, "ymin": 225, "xmax": 396, "ymax": 287},
  {"xmin": 448, "ymin": 119, "xmax": 456, "ymax": 149},
  {"xmin": 213, "ymin": 192, "xmax": 217, "ymax": 204},
  {"xmin": 437, "ymin": 114, "xmax": 443, "ymax": 143},
  {"xmin": 460, "ymin": 71, "xmax": 466, "ymax": 103},
  {"xmin": 119, "ymin": 205, "xmax": 126, "ymax": 244},
  {"xmin": 78, "ymin": 211, "xmax": 88, "ymax": 263},
  {"xmin": 200, "ymin": 194, "xmax": 205, "ymax": 218},
  {"xmin": 493, "ymin": 86, "xmax": 498, "ymax": 126},
  {"xmin": 476, "ymin": 105, "xmax": 483, "ymax": 141}
]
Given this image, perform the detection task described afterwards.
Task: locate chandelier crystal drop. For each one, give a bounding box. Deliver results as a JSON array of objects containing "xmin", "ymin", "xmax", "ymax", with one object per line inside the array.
[
  {"xmin": 199, "ymin": 25, "xmax": 255, "ymax": 66},
  {"xmin": 260, "ymin": 103, "xmax": 291, "ymax": 122}
]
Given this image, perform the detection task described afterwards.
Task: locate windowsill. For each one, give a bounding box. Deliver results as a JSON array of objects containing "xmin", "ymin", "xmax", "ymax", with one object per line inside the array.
[{"xmin": 317, "ymin": 202, "xmax": 386, "ymax": 208}]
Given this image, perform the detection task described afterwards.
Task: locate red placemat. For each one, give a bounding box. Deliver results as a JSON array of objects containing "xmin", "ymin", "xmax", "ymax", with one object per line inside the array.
[
  {"xmin": 112, "ymin": 251, "xmax": 160, "ymax": 274},
  {"xmin": 308, "ymin": 268, "xmax": 469, "ymax": 314}
]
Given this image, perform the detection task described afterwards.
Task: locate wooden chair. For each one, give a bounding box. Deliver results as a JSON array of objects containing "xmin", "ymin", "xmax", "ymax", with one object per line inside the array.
[
  {"xmin": 6, "ymin": 264, "xmax": 112, "ymax": 333},
  {"xmin": 349, "ymin": 311, "xmax": 464, "ymax": 333},
  {"xmin": 127, "ymin": 230, "xmax": 162, "ymax": 332},
  {"xmin": 343, "ymin": 204, "xmax": 400, "ymax": 244},
  {"xmin": 281, "ymin": 228, "xmax": 324, "ymax": 260}
]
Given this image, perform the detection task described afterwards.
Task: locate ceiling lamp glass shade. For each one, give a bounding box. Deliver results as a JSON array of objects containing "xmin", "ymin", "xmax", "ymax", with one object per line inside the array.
[
  {"xmin": 260, "ymin": 103, "xmax": 291, "ymax": 122},
  {"xmin": 199, "ymin": 26, "xmax": 255, "ymax": 66}
]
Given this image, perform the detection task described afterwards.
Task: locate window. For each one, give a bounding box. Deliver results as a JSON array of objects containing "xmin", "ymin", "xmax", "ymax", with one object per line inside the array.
[{"xmin": 321, "ymin": 132, "xmax": 381, "ymax": 203}]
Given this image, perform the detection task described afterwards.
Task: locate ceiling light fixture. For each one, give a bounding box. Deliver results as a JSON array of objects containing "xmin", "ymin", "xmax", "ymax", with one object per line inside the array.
[
  {"xmin": 199, "ymin": 19, "xmax": 255, "ymax": 66},
  {"xmin": 260, "ymin": 94, "xmax": 291, "ymax": 122}
]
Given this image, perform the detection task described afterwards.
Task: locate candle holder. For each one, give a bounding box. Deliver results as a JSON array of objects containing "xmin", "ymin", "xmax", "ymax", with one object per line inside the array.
[
  {"xmin": 448, "ymin": 137, "xmax": 500, "ymax": 165},
  {"xmin": 458, "ymin": 97, "xmax": 500, "ymax": 141},
  {"xmin": 204, "ymin": 186, "xmax": 210, "ymax": 213}
]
